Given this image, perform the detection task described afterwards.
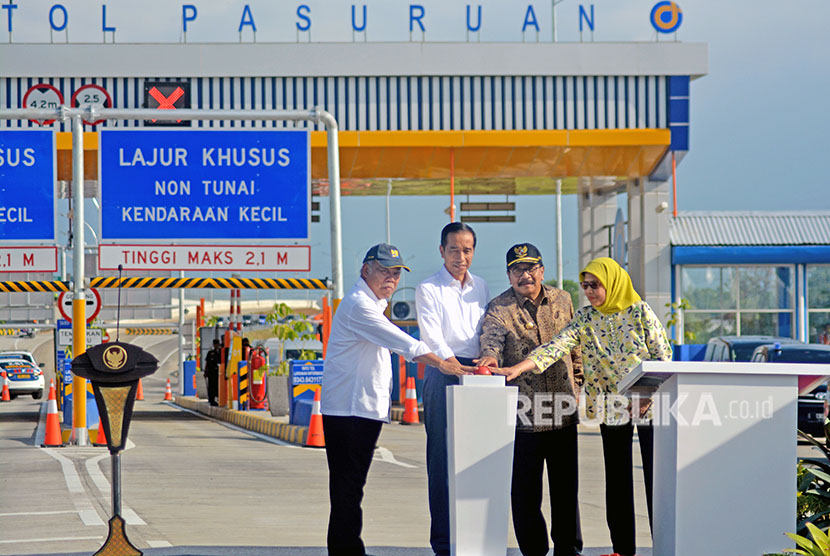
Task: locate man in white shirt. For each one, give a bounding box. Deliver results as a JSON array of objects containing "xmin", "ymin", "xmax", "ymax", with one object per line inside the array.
[
  {"xmin": 415, "ymin": 223, "xmax": 490, "ymax": 556},
  {"xmin": 322, "ymin": 243, "xmax": 474, "ymax": 556}
]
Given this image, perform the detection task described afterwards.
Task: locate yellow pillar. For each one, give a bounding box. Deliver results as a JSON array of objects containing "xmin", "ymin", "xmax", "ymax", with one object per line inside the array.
[{"xmin": 72, "ymin": 298, "xmax": 88, "ymax": 445}]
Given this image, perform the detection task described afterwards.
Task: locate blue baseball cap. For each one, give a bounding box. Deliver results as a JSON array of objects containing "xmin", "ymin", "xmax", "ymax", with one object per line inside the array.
[{"xmin": 363, "ymin": 243, "xmax": 411, "ymax": 271}]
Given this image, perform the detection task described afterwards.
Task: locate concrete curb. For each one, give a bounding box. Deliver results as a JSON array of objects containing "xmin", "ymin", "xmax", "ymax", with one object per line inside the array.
[
  {"xmin": 174, "ymin": 397, "xmax": 308, "ymax": 445},
  {"xmin": 175, "ymin": 397, "xmax": 425, "ymax": 441},
  {"xmin": 390, "ymin": 406, "xmax": 425, "ymax": 423}
]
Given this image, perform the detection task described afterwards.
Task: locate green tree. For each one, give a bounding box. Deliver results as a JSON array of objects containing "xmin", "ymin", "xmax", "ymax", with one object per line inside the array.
[
  {"xmin": 265, "ymin": 302, "xmax": 317, "ymax": 375},
  {"xmin": 545, "ymin": 278, "xmax": 581, "ymax": 309}
]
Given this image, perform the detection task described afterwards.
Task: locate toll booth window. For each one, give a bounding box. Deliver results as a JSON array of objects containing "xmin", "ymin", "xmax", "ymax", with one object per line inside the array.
[{"xmin": 680, "ymin": 265, "xmax": 794, "ymax": 343}]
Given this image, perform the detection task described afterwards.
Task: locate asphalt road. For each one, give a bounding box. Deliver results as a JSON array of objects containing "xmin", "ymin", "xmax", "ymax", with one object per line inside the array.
[{"xmin": 1, "ymin": 331, "xmax": 818, "ymax": 556}]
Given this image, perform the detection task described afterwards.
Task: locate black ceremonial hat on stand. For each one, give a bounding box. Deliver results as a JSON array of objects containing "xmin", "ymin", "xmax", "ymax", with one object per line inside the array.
[{"xmin": 71, "ymin": 342, "xmax": 159, "ymax": 454}]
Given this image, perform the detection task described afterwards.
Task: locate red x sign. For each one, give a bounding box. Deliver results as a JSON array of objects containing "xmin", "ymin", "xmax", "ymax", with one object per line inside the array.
[{"xmin": 148, "ymin": 86, "xmax": 185, "ymax": 122}]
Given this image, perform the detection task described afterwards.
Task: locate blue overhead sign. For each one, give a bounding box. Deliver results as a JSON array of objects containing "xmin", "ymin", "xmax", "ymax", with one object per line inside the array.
[
  {"xmin": 99, "ymin": 129, "xmax": 310, "ymax": 241},
  {"xmin": 0, "ymin": 130, "xmax": 56, "ymax": 243}
]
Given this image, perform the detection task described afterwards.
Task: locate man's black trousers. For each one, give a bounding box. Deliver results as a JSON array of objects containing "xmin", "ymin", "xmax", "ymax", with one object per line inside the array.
[
  {"xmin": 511, "ymin": 424, "xmax": 583, "ymax": 556},
  {"xmin": 205, "ymin": 368, "xmax": 218, "ymax": 405},
  {"xmin": 323, "ymin": 414, "xmax": 383, "ymax": 556}
]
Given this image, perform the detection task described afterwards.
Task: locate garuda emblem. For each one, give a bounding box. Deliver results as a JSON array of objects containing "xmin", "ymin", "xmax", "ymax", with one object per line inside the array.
[
  {"xmin": 103, "ymin": 345, "xmax": 128, "ymax": 370},
  {"xmin": 514, "ymin": 245, "xmax": 528, "ymax": 258}
]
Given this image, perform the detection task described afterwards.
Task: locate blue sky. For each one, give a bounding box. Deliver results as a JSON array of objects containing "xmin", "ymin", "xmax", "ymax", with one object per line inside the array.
[{"xmin": 27, "ymin": 0, "xmax": 829, "ymax": 299}]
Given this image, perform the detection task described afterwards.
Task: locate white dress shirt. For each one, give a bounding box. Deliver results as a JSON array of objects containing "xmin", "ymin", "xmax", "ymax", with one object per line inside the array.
[
  {"xmin": 322, "ymin": 278, "xmax": 431, "ymax": 422},
  {"xmin": 415, "ymin": 266, "xmax": 490, "ymax": 360}
]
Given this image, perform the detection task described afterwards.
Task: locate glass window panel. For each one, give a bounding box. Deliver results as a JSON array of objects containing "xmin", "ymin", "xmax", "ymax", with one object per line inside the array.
[
  {"xmin": 681, "ymin": 267, "xmax": 736, "ymax": 310},
  {"xmin": 738, "ymin": 266, "xmax": 793, "ymax": 310},
  {"xmin": 739, "ymin": 312, "xmax": 793, "ymax": 338},
  {"xmin": 808, "ymin": 266, "xmax": 830, "ymax": 309},
  {"xmin": 808, "ymin": 312, "xmax": 830, "ymax": 344},
  {"xmin": 683, "ymin": 312, "xmax": 736, "ymax": 344}
]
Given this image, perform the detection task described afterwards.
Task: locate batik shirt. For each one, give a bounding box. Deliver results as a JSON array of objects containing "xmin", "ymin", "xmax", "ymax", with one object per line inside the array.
[
  {"xmin": 527, "ymin": 300, "xmax": 672, "ymax": 425},
  {"xmin": 479, "ymin": 285, "xmax": 583, "ymax": 431}
]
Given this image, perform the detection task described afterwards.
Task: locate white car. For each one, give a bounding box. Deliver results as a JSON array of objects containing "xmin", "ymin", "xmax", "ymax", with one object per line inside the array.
[
  {"xmin": 0, "ymin": 350, "xmax": 41, "ymax": 367},
  {"xmin": 0, "ymin": 359, "xmax": 45, "ymax": 399}
]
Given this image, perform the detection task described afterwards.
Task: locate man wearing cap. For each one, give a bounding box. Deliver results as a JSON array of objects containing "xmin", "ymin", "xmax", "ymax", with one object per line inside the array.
[
  {"xmin": 322, "ymin": 243, "xmax": 474, "ymax": 556},
  {"xmin": 415, "ymin": 222, "xmax": 490, "ymax": 556},
  {"xmin": 478, "ymin": 243, "xmax": 584, "ymax": 556}
]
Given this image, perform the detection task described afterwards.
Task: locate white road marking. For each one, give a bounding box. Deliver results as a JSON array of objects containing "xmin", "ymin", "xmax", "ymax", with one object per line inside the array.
[
  {"xmin": 0, "ymin": 535, "xmax": 103, "ymax": 545},
  {"xmin": 85, "ymin": 452, "xmax": 146, "ymax": 526},
  {"xmin": 147, "ymin": 540, "xmax": 173, "ymax": 548},
  {"xmin": 40, "ymin": 448, "xmax": 105, "ymax": 526},
  {"xmin": 0, "ymin": 510, "xmax": 78, "ymax": 517},
  {"xmin": 373, "ymin": 446, "xmax": 417, "ymax": 468},
  {"xmin": 158, "ymin": 348, "xmax": 178, "ymax": 369}
]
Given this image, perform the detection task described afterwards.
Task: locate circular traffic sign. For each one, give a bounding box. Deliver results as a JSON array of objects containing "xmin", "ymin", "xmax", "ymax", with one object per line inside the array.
[
  {"xmin": 58, "ymin": 288, "xmax": 102, "ymax": 324},
  {"xmin": 22, "ymin": 83, "xmax": 64, "ymax": 125},
  {"xmin": 71, "ymin": 84, "xmax": 113, "ymax": 126}
]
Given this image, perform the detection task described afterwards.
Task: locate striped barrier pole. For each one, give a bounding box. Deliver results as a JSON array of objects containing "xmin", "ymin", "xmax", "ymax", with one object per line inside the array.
[
  {"xmin": 238, "ymin": 361, "xmax": 249, "ymax": 411},
  {"xmin": 229, "ymin": 289, "xmax": 235, "ymax": 332},
  {"xmin": 0, "ymin": 277, "xmax": 331, "ymax": 292}
]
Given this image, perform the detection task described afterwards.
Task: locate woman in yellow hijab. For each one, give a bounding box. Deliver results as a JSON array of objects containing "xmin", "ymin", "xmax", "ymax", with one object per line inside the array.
[{"xmin": 497, "ymin": 257, "xmax": 671, "ymax": 556}]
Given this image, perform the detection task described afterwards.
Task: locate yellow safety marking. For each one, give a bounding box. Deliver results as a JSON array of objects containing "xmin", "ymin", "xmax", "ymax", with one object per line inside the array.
[
  {"xmin": 0, "ymin": 329, "xmax": 21, "ymax": 335},
  {"xmin": 1, "ymin": 277, "xmax": 329, "ymax": 292},
  {"xmin": 89, "ymin": 277, "xmax": 329, "ymax": 290},
  {"xmin": 124, "ymin": 328, "xmax": 178, "ymax": 336},
  {"xmin": 0, "ymin": 280, "xmax": 70, "ymax": 293}
]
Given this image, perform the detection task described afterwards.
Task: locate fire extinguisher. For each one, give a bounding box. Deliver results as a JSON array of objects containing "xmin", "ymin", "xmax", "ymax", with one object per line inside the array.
[{"xmin": 249, "ymin": 346, "xmax": 268, "ymax": 410}]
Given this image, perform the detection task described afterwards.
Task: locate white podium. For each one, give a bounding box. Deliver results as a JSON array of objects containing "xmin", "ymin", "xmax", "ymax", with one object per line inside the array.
[
  {"xmin": 619, "ymin": 361, "xmax": 830, "ymax": 556},
  {"xmin": 447, "ymin": 375, "xmax": 518, "ymax": 556}
]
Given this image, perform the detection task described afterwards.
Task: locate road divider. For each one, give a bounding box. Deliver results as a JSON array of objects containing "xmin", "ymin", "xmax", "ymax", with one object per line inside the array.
[
  {"xmin": 174, "ymin": 396, "xmax": 307, "ymax": 445},
  {"xmin": 174, "ymin": 395, "xmax": 421, "ymax": 447}
]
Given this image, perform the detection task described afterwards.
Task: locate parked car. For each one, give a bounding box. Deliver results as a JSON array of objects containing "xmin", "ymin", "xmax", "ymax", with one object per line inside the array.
[
  {"xmin": 0, "ymin": 350, "xmax": 42, "ymax": 368},
  {"xmin": 0, "ymin": 359, "xmax": 45, "ymax": 399},
  {"xmin": 242, "ymin": 314, "xmax": 253, "ymax": 326},
  {"xmin": 704, "ymin": 335, "xmax": 800, "ymax": 362},
  {"xmin": 750, "ymin": 343, "xmax": 830, "ymax": 437}
]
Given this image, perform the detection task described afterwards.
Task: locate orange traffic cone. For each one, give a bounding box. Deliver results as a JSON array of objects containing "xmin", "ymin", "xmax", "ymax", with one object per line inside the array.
[
  {"xmin": 402, "ymin": 376, "xmax": 420, "ymax": 425},
  {"xmin": 0, "ymin": 371, "xmax": 10, "ymax": 402},
  {"xmin": 163, "ymin": 378, "xmax": 173, "ymax": 401},
  {"xmin": 42, "ymin": 380, "xmax": 63, "ymax": 447},
  {"xmin": 93, "ymin": 417, "xmax": 107, "ymax": 447},
  {"xmin": 305, "ymin": 389, "xmax": 325, "ymax": 448},
  {"xmin": 136, "ymin": 378, "xmax": 144, "ymax": 401}
]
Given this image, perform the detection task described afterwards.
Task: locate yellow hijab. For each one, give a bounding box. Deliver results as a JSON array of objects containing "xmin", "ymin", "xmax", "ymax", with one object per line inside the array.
[{"xmin": 580, "ymin": 257, "xmax": 641, "ymax": 315}]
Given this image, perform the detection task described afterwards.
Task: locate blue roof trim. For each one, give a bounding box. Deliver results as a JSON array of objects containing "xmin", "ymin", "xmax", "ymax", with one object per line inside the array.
[
  {"xmin": 666, "ymin": 75, "xmax": 690, "ymax": 152},
  {"xmin": 672, "ymin": 245, "xmax": 830, "ymax": 265}
]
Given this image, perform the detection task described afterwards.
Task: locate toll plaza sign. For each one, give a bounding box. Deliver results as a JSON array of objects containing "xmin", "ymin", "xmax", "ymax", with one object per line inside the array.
[
  {"xmin": 98, "ymin": 130, "xmax": 310, "ymax": 241},
  {"xmin": 0, "ymin": 130, "xmax": 56, "ymax": 243}
]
